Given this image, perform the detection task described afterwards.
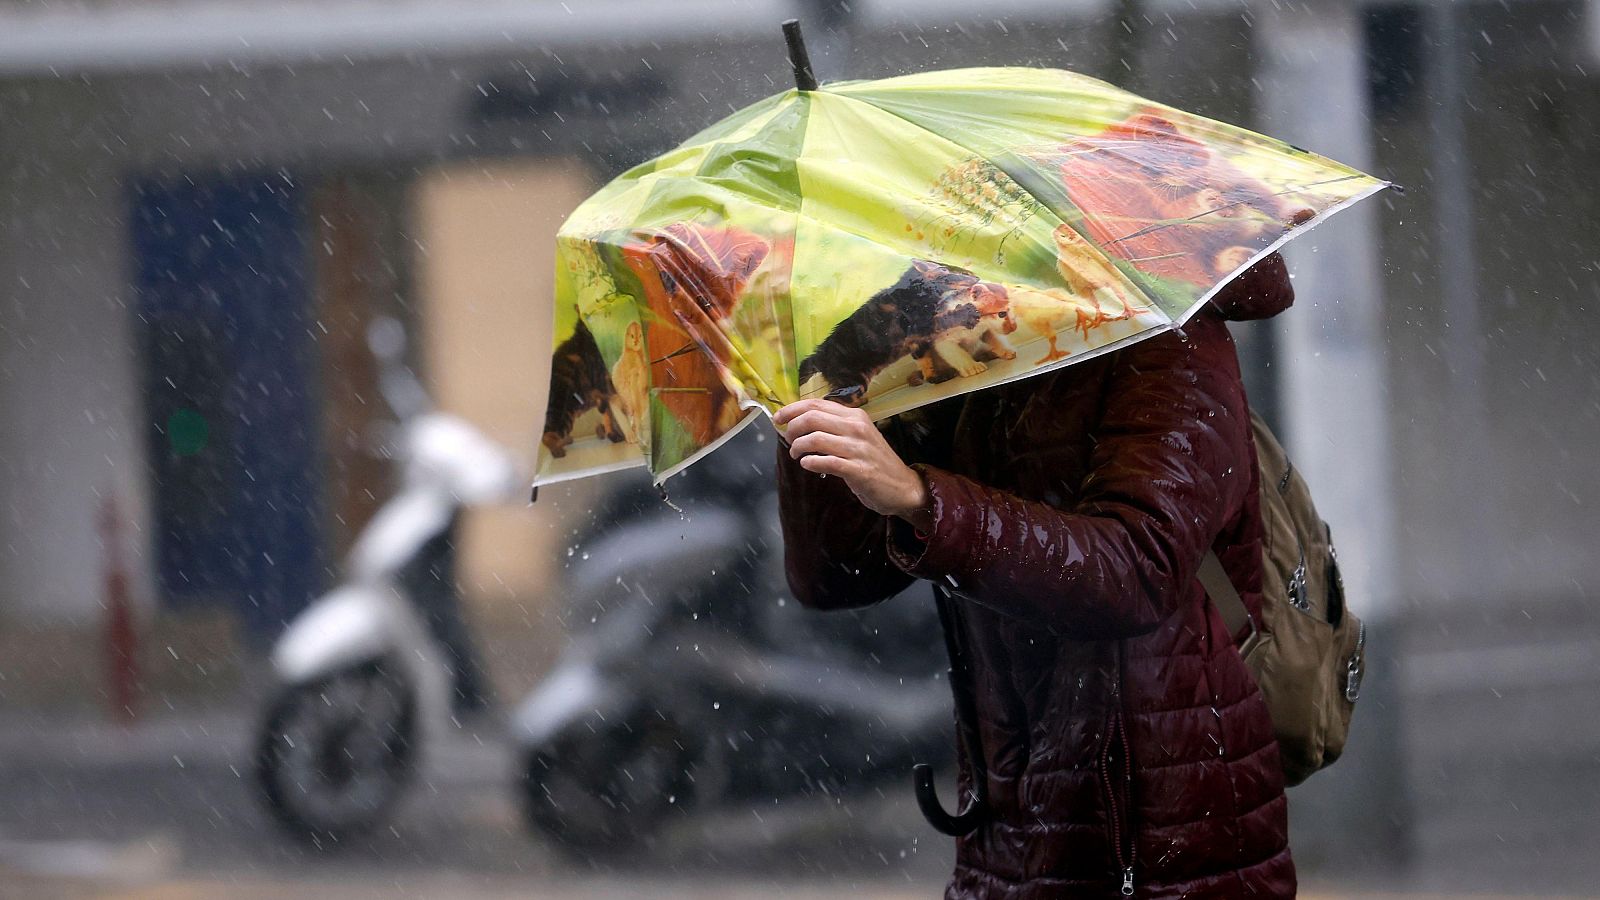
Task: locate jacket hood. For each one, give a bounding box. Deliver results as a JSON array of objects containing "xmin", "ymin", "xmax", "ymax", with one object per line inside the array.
[{"xmin": 1207, "ymin": 251, "xmax": 1294, "ymax": 322}]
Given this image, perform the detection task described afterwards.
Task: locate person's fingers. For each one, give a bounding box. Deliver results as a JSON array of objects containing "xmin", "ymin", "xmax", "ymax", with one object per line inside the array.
[
  {"xmin": 788, "ymin": 430, "xmax": 861, "ymax": 461},
  {"xmin": 780, "ymin": 408, "xmax": 860, "ymax": 443},
  {"xmin": 797, "ymin": 452, "xmax": 859, "ymax": 478},
  {"xmin": 774, "ymin": 398, "xmax": 861, "ymax": 427},
  {"xmin": 773, "ymin": 398, "xmax": 831, "ymax": 427}
]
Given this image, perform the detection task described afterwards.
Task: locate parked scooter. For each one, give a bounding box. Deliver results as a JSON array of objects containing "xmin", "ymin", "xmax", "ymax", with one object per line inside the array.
[
  {"xmin": 254, "ymin": 318, "xmax": 518, "ymax": 842},
  {"xmin": 513, "ymin": 424, "xmax": 954, "ymax": 854}
]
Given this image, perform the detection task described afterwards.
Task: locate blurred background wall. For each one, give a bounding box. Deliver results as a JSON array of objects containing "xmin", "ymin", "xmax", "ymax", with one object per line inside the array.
[
  {"xmin": 1, "ymin": 0, "xmax": 1598, "ymax": 894},
  {"xmin": 412, "ymin": 159, "xmax": 597, "ymax": 604}
]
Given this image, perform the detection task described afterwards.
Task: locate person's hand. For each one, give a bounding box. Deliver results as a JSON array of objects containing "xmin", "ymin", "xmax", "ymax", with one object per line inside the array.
[{"xmin": 774, "ymin": 399, "xmax": 933, "ymax": 532}]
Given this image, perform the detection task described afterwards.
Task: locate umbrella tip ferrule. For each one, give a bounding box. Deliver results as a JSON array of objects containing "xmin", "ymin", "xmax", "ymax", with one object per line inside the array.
[{"xmin": 782, "ymin": 19, "xmax": 820, "ymax": 92}]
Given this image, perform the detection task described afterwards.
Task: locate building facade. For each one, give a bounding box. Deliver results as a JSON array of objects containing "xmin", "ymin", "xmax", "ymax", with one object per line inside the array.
[{"xmin": 2, "ymin": 0, "xmax": 1599, "ymax": 888}]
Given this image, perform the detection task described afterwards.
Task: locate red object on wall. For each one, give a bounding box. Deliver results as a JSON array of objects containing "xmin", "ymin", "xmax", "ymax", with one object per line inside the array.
[{"xmin": 100, "ymin": 493, "xmax": 139, "ymax": 726}]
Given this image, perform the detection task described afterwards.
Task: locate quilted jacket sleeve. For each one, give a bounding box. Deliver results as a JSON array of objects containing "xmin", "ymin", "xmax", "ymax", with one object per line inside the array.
[
  {"xmin": 885, "ymin": 315, "xmax": 1254, "ymax": 639},
  {"xmin": 775, "ymin": 442, "xmax": 914, "ymax": 611}
]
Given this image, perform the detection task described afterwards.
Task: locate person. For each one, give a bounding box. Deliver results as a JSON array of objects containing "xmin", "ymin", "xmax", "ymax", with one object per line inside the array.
[{"xmin": 773, "ymin": 254, "xmax": 1298, "ymax": 899}]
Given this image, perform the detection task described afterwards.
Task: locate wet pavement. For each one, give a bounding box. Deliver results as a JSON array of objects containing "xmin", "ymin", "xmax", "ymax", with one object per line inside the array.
[
  {"xmin": 0, "ymin": 709, "xmax": 1592, "ymax": 899},
  {"xmin": 0, "ymin": 709, "xmax": 948, "ymax": 899}
]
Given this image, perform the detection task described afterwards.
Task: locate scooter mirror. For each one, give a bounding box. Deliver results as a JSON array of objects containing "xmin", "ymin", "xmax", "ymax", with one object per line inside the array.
[{"xmin": 366, "ymin": 315, "xmax": 407, "ymax": 363}]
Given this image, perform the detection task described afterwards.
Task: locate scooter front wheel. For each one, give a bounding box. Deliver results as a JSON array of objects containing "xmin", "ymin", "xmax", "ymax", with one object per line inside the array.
[{"xmin": 254, "ymin": 658, "xmax": 418, "ymax": 845}]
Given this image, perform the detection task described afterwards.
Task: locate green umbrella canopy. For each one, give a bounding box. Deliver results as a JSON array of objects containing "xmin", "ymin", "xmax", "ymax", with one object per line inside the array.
[{"xmin": 535, "ymin": 62, "xmax": 1390, "ymax": 487}]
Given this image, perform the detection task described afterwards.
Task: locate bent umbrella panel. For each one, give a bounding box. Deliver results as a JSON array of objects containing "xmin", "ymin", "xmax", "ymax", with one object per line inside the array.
[{"xmin": 535, "ymin": 68, "xmax": 1389, "ymax": 486}]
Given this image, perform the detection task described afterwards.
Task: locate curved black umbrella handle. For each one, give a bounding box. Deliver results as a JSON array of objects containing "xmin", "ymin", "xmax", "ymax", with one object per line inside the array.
[
  {"xmin": 915, "ymin": 585, "xmax": 990, "ymax": 837},
  {"xmin": 913, "ymin": 761, "xmax": 988, "ymax": 837}
]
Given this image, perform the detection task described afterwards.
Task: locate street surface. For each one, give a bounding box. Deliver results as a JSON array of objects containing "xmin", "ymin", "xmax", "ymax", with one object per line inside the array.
[
  {"xmin": 0, "ymin": 709, "xmax": 1592, "ymax": 899},
  {"xmin": 0, "ymin": 708, "xmax": 949, "ymax": 899}
]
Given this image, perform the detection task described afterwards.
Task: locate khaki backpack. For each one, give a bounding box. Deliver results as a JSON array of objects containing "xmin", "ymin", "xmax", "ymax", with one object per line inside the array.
[{"xmin": 1197, "ymin": 411, "xmax": 1367, "ymax": 787}]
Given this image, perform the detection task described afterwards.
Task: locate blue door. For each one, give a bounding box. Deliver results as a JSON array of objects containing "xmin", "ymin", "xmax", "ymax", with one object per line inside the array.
[{"xmin": 131, "ymin": 174, "xmax": 325, "ymax": 640}]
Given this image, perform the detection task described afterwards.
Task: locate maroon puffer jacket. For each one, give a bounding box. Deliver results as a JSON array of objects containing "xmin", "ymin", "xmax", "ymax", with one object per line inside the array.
[{"xmin": 777, "ymin": 255, "xmax": 1297, "ymax": 899}]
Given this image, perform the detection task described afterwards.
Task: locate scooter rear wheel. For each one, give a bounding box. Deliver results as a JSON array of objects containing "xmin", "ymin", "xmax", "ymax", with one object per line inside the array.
[
  {"xmin": 255, "ymin": 658, "xmax": 418, "ymax": 845},
  {"xmin": 520, "ymin": 712, "xmax": 696, "ymax": 855}
]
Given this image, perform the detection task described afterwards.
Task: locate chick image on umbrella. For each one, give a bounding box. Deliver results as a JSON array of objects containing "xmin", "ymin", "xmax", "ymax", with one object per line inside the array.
[{"xmin": 533, "ymin": 22, "xmax": 1393, "ymax": 489}]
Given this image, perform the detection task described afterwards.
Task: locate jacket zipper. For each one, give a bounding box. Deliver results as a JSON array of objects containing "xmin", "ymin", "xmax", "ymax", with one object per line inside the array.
[{"xmin": 1101, "ymin": 641, "xmax": 1136, "ymax": 896}]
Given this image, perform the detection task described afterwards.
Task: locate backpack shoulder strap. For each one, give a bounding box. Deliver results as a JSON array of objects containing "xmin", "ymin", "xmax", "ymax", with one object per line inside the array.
[{"xmin": 1199, "ymin": 550, "xmax": 1255, "ymax": 645}]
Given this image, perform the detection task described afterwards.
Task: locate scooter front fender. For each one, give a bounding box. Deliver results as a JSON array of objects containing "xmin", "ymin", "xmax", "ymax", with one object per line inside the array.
[
  {"xmin": 272, "ymin": 584, "xmax": 401, "ymax": 684},
  {"xmin": 510, "ymin": 655, "xmax": 624, "ymax": 749}
]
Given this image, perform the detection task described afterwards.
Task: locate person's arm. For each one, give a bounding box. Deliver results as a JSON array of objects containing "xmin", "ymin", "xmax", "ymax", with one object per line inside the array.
[
  {"xmin": 885, "ymin": 316, "xmax": 1254, "ymax": 639},
  {"xmin": 774, "ymin": 439, "xmax": 915, "ymax": 611}
]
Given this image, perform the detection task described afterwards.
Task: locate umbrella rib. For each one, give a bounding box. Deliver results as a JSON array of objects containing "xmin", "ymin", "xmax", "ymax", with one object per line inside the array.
[
  {"xmin": 651, "ymin": 342, "xmax": 701, "ymax": 366},
  {"xmin": 1109, "ymin": 207, "xmax": 1247, "ymax": 244},
  {"xmin": 1267, "ymin": 174, "xmax": 1363, "ymax": 195},
  {"xmin": 1106, "ymin": 174, "xmax": 1366, "ymax": 243}
]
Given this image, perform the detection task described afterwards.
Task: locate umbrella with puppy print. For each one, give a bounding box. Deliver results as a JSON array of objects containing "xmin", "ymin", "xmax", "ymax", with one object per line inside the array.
[{"xmin": 534, "ymin": 22, "xmax": 1392, "ymax": 489}]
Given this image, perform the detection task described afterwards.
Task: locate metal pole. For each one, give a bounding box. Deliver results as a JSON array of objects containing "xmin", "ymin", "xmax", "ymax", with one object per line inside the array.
[
  {"xmin": 1254, "ymin": 1, "xmax": 1409, "ymax": 870},
  {"xmin": 1424, "ymin": 0, "xmax": 1495, "ymax": 586}
]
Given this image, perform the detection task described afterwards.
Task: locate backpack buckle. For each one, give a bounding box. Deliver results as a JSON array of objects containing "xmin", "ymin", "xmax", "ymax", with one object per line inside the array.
[{"xmin": 1236, "ymin": 615, "xmax": 1262, "ymax": 656}]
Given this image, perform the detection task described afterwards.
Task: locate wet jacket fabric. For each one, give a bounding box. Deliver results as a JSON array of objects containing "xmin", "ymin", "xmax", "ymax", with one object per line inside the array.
[{"xmin": 777, "ymin": 255, "xmax": 1298, "ymax": 899}]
